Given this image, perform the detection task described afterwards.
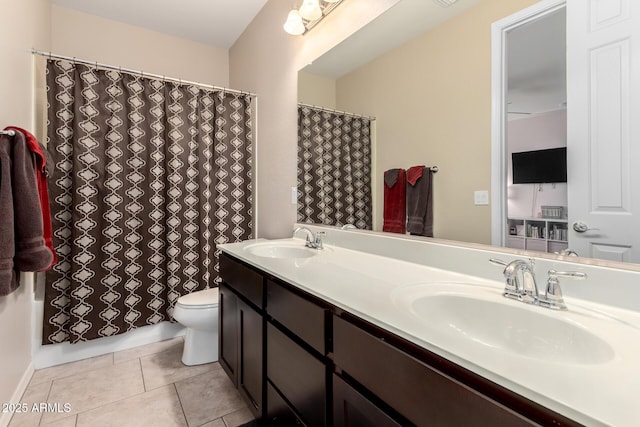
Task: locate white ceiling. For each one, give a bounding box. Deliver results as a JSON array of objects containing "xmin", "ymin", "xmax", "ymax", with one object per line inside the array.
[{"xmin": 51, "ymin": 0, "xmax": 268, "ymax": 49}]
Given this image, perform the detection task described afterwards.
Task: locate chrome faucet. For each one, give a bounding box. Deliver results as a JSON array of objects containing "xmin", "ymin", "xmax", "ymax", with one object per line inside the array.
[
  {"xmin": 490, "ymin": 258, "xmax": 538, "ymax": 303},
  {"xmin": 293, "ymin": 227, "xmax": 325, "ymax": 250},
  {"xmin": 490, "ymin": 258, "xmax": 587, "ymax": 310}
]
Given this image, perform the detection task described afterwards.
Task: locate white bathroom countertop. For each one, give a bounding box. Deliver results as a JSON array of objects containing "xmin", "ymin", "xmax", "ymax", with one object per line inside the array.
[{"xmin": 219, "ymin": 236, "xmax": 640, "ymax": 427}]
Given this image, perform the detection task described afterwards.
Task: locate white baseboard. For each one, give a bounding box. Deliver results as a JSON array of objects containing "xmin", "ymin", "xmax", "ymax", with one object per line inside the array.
[
  {"xmin": 33, "ymin": 301, "xmax": 185, "ymax": 369},
  {"xmin": 0, "ymin": 362, "xmax": 35, "ymax": 427}
]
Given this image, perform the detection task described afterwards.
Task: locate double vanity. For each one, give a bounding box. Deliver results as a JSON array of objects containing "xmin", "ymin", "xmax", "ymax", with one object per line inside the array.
[{"xmin": 218, "ymin": 225, "xmax": 640, "ymax": 426}]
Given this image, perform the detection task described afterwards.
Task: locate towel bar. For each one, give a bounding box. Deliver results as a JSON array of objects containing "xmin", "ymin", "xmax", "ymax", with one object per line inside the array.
[{"xmin": 0, "ymin": 130, "xmax": 16, "ymax": 136}]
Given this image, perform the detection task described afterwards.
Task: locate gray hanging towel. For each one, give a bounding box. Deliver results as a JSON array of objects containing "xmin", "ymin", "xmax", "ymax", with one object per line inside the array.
[
  {"xmin": 0, "ymin": 131, "xmax": 53, "ymax": 296},
  {"xmin": 0, "ymin": 134, "xmax": 16, "ymax": 295},
  {"xmin": 406, "ymin": 166, "xmax": 434, "ymax": 237}
]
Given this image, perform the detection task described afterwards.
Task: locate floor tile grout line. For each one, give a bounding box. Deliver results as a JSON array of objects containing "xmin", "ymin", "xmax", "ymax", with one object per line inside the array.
[
  {"xmin": 172, "ymin": 382, "xmax": 190, "ymax": 427},
  {"xmin": 58, "ymin": 385, "xmax": 156, "ymax": 423},
  {"xmin": 139, "ymin": 358, "xmax": 148, "ymax": 392},
  {"xmin": 44, "ymin": 359, "xmax": 148, "ymax": 425},
  {"xmin": 37, "ymin": 379, "xmax": 55, "ymax": 426}
]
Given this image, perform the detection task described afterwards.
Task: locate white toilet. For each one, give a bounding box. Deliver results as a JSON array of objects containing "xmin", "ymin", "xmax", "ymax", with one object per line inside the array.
[{"xmin": 173, "ymin": 287, "xmax": 219, "ymax": 366}]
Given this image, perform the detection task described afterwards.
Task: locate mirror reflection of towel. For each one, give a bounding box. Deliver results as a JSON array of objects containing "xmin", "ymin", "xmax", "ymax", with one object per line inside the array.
[
  {"xmin": 407, "ymin": 166, "xmax": 433, "ymax": 237},
  {"xmin": 383, "ymin": 168, "xmax": 406, "ymax": 234}
]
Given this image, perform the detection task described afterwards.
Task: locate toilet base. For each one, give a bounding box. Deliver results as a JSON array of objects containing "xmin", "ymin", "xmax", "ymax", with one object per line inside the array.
[{"xmin": 182, "ymin": 328, "xmax": 219, "ymax": 366}]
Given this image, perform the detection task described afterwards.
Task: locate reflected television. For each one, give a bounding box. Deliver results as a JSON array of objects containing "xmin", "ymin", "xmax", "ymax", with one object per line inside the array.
[{"xmin": 512, "ymin": 147, "xmax": 567, "ymax": 184}]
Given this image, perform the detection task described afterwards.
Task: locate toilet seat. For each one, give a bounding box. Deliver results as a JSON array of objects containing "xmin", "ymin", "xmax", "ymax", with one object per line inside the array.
[{"xmin": 176, "ymin": 288, "xmax": 219, "ymax": 309}]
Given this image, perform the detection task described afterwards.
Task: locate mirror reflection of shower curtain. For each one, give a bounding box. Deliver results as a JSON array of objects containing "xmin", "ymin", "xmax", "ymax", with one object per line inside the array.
[
  {"xmin": 43, "ymin": 59, "xmax": 253, "ymax": 344},
  {"xmin": 297, "ymin": 105, "xmax": 372, "ymax": 229}
]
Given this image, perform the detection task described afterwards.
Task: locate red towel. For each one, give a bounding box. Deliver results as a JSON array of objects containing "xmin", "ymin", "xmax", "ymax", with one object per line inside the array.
[
  {"xmin": 4, "ymin": 126, "xmax": 57, "ymax": 268},
  {"xmin": 407, "ymin": 165, "xmax": 425, "ymax": 185},
  {"xmin": 383, "ymin": 168, "xmax": 406, "ymax": 234}
]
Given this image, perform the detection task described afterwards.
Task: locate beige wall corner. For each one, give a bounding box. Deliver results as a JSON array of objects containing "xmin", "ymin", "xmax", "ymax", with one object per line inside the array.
[
  {"xmin": 0, "ymin": 0, "xmax": 51, "ymax": 419},
  {"xmin": 230, "ymin": 0, "xmax": 398, "ymax": 239}
]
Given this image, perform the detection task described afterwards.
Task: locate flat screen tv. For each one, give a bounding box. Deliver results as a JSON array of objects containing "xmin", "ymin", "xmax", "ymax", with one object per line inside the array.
[{"xmin": 512, "ymin": 147, "xmax": 567, "ymax": 184}]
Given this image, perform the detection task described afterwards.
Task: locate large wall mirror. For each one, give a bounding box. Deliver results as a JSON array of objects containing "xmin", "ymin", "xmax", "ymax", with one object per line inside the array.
[{"xmin": 298, "ymin": 0, "xmax": 640, "ymax": 266}]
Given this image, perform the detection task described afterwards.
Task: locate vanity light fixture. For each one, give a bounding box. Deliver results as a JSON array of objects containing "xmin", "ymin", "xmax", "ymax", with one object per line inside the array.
[{"xmin": 284, "ymin": 0, "xmax": 345, "ymax": 35}]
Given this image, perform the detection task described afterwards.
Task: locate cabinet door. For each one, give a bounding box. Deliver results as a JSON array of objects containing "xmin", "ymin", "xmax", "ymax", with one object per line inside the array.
[
  {"xmin": 266, "ymin": 382, "xmax": 305, "ymax": 426},
  {"xmin": 525, "ymin": 239, "xmax": 547, "ymax": 253},
  {"xmin": 333, "ymin": 374, "xmax": 402, "ymax": 427},
  {"xmin": 267, "ymin": 323, "xmax": 327, "ymax": 426},
  {"xmin": 507, "ymin": 236, "xmax": 525, "ymax": 250},
  {"xmin": 219, "ymin": 284, "xmax": 238, "ymax": 386},
  {"xmin": 238, "ymin": 298, "xmax": 263, "ymax": 417}
]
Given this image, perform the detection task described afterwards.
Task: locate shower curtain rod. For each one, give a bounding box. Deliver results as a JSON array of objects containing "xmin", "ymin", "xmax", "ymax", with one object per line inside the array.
[
  {"xmin": 298, "ymin": 102, "xmax": 376, "ymax": 121},
  {"xmin": 31, "ymin": 49, "xmax": 257, "ymax": 98}
]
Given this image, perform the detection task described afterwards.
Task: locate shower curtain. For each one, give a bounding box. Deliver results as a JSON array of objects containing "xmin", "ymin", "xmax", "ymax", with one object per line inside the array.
[
  {"xmin": 43, "ymin": 59, "xmax": 253, "ymax": 344},
  {"xmin": 297, "ymin": 105, "xmax": 372, "ymax": 229}
]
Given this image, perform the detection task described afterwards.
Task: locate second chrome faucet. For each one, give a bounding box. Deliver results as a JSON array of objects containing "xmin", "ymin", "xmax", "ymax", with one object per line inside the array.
[
  {"xmin": 489, "ymin": 258, "xmax": 586, "ymax": 310},
  {"xmin": 293, "ymin": 226, "xmax": 325, "ymax": 250}
]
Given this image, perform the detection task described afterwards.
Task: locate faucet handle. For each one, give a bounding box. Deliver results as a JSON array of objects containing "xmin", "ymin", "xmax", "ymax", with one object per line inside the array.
[
  {"xmin": 489, "ymin": 258, "xmax": 507, "ymax": 266},
  {"xmin": 314, "ymin": 231, "xmax": 326, "ymax": 250},
  {"xmin": 543, "ymin": 269, "xmax": 587, "ymax": 310}
]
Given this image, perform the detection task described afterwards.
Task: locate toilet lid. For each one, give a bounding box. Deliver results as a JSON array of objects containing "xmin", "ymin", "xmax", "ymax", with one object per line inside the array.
[{"xmin": 177, "ymin": 287, "xmax": 219, "ymax": 308}]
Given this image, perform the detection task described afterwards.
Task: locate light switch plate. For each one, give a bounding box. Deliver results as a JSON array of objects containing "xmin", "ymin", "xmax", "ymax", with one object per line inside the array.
[
  {"xmin": 474, "ymin": 190, "xmax": 489, "ymax": 205},
  {"xmin": 291, "ymin": 187, "xmax": 298, "ymax": 204}
]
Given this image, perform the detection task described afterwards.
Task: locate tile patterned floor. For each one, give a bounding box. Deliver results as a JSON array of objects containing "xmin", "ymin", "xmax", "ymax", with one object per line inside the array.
[{"xmin": 9, "ymin": 338, "xmax": 254, "ymax": 427}]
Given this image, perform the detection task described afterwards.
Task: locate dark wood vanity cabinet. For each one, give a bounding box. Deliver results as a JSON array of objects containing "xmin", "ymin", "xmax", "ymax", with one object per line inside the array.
[
  {"xmin": 219, "ymin": 252, "xmax": 581, "ymax": 427},
  {"xmin": 219, "ymin": 254, "xmax": 265, "ymax": 418},
  {"xmin": 266, "ymin": 279, "xmax": 330, "ymax": 426}
]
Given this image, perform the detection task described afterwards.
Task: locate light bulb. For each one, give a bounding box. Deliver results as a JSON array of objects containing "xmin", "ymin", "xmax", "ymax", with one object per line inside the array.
[
  {"xmin": 299, "ymin": 0, "xmax": 322, "ymax": 21},
  {"xmin": 284, "ymin": 9, "xmax": 305, "ymax": 35}
]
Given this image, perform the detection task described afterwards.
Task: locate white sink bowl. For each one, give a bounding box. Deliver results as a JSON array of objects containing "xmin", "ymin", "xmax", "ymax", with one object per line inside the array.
[
  {"xmin": 244, "ymin": 241, "xmax": 319, "ymax": 259},
  {"xmin": 392, "ymin": 283, "xmax": 615, "ymax": 365}
]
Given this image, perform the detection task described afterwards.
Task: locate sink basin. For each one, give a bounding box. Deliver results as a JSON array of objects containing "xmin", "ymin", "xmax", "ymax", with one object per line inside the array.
[
  {"xmin": 244, "ymin": 241, "xmax": 318, "ymax": 259},
  {"xmin": 392, "ymin": 283, "xmax": 615, "ymax": 365}
]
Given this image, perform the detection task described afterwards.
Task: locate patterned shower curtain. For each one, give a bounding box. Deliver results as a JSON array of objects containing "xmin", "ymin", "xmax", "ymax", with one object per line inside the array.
[
  {"xmin": 44, "ymin": 59, "xmax": 253, "ymax": 344},
  {"xmin": 297, "ymin": 105, "xmax": 372, "ymax": 229}
]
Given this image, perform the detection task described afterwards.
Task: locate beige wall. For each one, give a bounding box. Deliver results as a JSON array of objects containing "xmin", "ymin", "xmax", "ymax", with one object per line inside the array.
[
  {"xmin": 0, "ymin": 0, "xmax": 51, "ymax": 416},
  {"xmin": 334, "ymin": 0, "xmax": 540, "ymax": 244},
  {"xmin": 298, "ymin": 72, "xmax": 336, "ymax": 107},
  {"xmin": 51, "ymin": 5, "xmax": 229, "ymax": 86},
  {"xmin": 229, "ymin": 0, "xmax": 399, "ymax": 238}
]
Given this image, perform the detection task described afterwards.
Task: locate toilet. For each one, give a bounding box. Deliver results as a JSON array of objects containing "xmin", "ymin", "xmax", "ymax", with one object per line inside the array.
[{"xmin": 172, "ymin": 287, "xmax": 219, "ymax": 366}]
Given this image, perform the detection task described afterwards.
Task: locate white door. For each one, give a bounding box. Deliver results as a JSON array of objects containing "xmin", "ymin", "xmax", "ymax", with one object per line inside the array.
[{"xmin": 567, "ymin": 0, "xmax": 640, "ymax": 262}]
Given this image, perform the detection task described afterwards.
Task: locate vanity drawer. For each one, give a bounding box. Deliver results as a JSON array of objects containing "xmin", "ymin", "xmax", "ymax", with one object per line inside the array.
[
  {"xmin": 267, "ymin": 279, "xmax": 326, "ymax": 354},
  {"xmin": 333, "ymin": 374, "xmax": 402, "ymax": 427},
  {"xmin": 333, "ymin": 315, "xmax": 535, "ymax": 427},
  {"xmin": 267, "ymin": 323, "xmax": 327, "ymax": 426},
  {"xmin": 219, "ymin": 253, "xmax": 264, "ymax": 309}
]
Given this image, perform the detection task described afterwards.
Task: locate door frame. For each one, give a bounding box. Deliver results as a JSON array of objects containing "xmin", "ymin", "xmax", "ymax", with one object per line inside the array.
[{"xmin": 490, "ymin": 0, "xmax": 567, "ymax": 247}]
